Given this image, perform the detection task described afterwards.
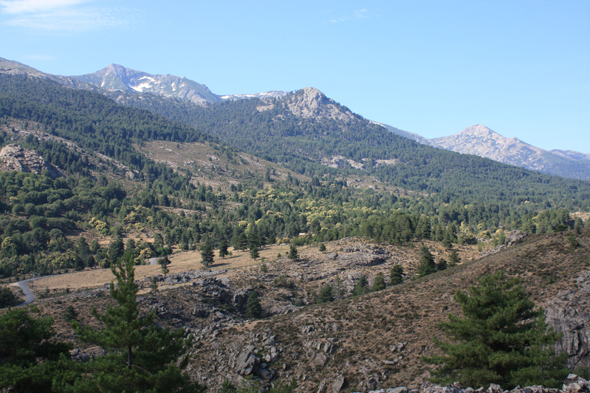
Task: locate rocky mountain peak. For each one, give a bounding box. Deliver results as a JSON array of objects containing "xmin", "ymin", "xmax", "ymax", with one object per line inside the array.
[{"xmin": 284, "ymin": 87, "xmax": 355, "ymax": 122}]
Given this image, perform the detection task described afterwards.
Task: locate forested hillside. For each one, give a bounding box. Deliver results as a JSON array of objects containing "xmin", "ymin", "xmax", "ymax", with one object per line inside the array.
[
  {"xmin": 0, "ymin": 73, "xmax": 588, "ymax": 280},
  {"xmin": 104, "ymin": 86, "xmax": 590, "ymax": 211}
]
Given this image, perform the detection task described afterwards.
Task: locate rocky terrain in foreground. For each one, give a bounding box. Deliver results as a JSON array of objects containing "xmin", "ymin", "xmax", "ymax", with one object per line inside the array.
[{"xmin": 20, "ymin": 231, "xmax": 589, "ymax": 392}]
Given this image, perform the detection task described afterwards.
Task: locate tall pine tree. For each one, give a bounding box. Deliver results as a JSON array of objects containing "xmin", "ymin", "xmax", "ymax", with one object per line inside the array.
[{"xmin": 71, "ymin": 252, "xmax": 204, "ymax": 393}]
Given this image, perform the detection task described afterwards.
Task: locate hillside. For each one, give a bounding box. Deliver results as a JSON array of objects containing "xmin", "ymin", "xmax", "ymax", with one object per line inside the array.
[{"xmin": 15, "ymin": 230, "xmax": 590, "ymax": 391}]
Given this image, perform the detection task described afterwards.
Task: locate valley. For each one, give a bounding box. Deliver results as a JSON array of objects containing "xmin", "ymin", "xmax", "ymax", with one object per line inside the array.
[{"xmin": 0, "ymin": 58, "xmax": 589, "ymax": 392}]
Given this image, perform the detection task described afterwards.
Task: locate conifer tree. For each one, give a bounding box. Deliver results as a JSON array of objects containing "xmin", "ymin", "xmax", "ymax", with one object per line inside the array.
[
  {"xmin": 159, "ymin": 256, "xmax": 170, "ymax": 275},
  {"xmin": 71, "ymin": 252, "xmax": 204, "ymax": 393},
  {"xmin": 200, "ymin": 242, "xmax": 215, "ymax": 267},
  {"xmin": 288, "ymin": 243, "xmax": 298, "ymax": 260},
  {"xmin": 390, "ymin": 265, "xmax": 405, "ymax": 285},
  {"xmin": 319, "ymin": 243, "xmax": 326, "ymax": 252},
  {"xmin": 372, "ymin": 272, "xmax": 386, "ymax": 291},
  {"xmin": 417, "ymin": 246, "xmax": 437, "ymax": 277},
  {"xmin": 424, "ymin": 270, "xmax": 567, "ymax": 389},
  {"xmin": 316, "ymin": 284, "xmax": 334, "ymax": 304},
  {"xmin": 219, "ymin": 240, "xmax": 229, "ymax": 258},
  {"xmin": 0, "ymin": 308, "xmax": 72, "ymax": 392},
  {"xmin": 246, "ymin": 291, "xmax": 262, "ymax": 319},
  {"xmin": 250, "ymin": 246, "xmax": 259, "ymax": 260},
  {"xmin": 449, "ymin": 249, "xmax": 460, "ymax": 267},
  {"xmin": 352, "ymin": 275, "xmax": 369, "ymax": 296}
]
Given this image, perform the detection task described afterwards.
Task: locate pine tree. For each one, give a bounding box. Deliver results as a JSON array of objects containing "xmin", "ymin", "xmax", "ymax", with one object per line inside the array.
[
  {"xmin": 250, "ymin": 246, "xmax": 259, "ymax": 260},
  {"xmin": 449, "ymin": 249, "xmax": 460, "ymax": 267},
  {"xmin": 149, "ymin": 277, "xmax": 158, "ymax": 295},
  {"xmin": 424, "ymin": 270, "xmax": 567, "ymax": 389},
  {"xmin": 372, "ymin": 272, "xmax": 386, "ymax": 291},
  {"xmin": 288, "ymin": 243, "xmax": 298, "ymax": 260},
  {"xmin": 437, "ymin": 258, "xmax": 448, "ymax": 271},
  {"xmin": 71, "ymin": 252, "xmax": 204, "ymax": 392},
  {"xmin": 417, "ymin": 246, "xmax": 437, "ymax": 277},
  {"xmin": 0, "ymin": 308, "xmax": 72, "ymax": 392},
  {"xmin": 316, "ymin": 284, "xmax": 334, "ymax": 304},
  {"xmin": 219, "ymin": 240, "xmax": 229, "ymax": 258},
  {"xmin": 200, "ymin": 242, "xmax": 215, "ymax": 266},
  {"xmin": 390, "ymin": 265, "xmax": 405, "ymax": 285},
  {"xmin": 352, "ymin": 275, "xmax": 369, "ymax": 296},
  {"xmin": 159, "ymin": 256, "xmax": 170, "ymax": 275},
  {"xmin": 318, "ymin": 243, "xmax": 326, "ymax": 252},
  {"xmin": 246, "ymin": 291, "xmax": 262, "ymax": 319}
]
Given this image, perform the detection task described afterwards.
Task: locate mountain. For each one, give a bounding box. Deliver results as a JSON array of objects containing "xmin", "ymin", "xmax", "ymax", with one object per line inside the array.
[
  {"xmin": 70, "ymin": 64, "xmax": 222, "ymax": 105},
  {"xmin": 428, "ymin": 124, "xmax": 590, "ymax": 181}
]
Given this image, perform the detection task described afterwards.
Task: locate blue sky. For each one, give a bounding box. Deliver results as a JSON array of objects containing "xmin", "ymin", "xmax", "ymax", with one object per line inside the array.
[{"xmin": 1, "ymin": 0, "xmax": 588, "ymax": 152}]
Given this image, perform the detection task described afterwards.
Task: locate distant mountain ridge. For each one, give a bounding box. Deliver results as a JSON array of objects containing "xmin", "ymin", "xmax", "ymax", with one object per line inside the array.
[
  {"xmin": 427, "ymin": 125, "xmax": 590, "ymax": 181},
  {"xmin": 2, "ymin": 56, "xmax": 589, "ymax": 181},
  {"xmin": 374, "ymin": 121, "xmax": 590, "ymax": 181}
]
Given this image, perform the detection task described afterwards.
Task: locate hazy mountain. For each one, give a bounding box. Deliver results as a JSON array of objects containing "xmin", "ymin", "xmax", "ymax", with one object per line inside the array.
[
  {"xmin": 372, "ymin": 121, "xmax": 432, "ymax": 145},
  {"xmin": 427, "ymin": 124, "xmax": 590, "ymax": 181}
]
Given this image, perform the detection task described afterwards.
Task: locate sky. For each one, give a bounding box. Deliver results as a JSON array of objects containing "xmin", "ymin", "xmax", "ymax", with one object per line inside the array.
[{"xmin": 0, "ymin": 0, "xmax": 589, "ymax": 152}]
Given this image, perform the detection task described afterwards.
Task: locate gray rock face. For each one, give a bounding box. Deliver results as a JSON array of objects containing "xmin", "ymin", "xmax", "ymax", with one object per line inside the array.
[
  {"xmin": 335, "ymin": 244, "xmax": 390, "ymax": 267},
  {"xmin": 546, "ymin": 271, "xmax": 590, "ymax": 368},
  {"xmin": 0, "ymin": 144, "xmax": 63, "ymax": 178},
  {"xmin": 284, "ymin": 87, "xmax": 356, "ymax": 123}
]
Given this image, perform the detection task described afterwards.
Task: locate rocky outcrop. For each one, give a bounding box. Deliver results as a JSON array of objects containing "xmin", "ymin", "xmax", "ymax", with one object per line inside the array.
[
  {"xmin": 337, "ymin": 244, "xmax": 390, "ymax": 267},
  {"xmin": 546, "ymin": 271, "xmax": 590, "ymax": 368},
  {"xmin": 284, "ymin": 87, "xmax": 356, "ymax": 122},
  {"xmin": 0, "ymin": 144, "xmax": 63, "ymax": 178}
]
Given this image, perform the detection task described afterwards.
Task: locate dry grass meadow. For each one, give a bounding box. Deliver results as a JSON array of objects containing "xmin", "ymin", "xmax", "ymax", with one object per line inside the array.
[{"xmin": 26, "ymin": 244, "xmax": 292, "ymax": 295}]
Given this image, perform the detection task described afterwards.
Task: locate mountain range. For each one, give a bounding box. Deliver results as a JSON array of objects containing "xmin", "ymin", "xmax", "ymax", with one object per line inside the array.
[
  {"xmin": 385, "ymin": 124, "xmax": 590, "ymax": 181},
  {"xmin": 1, "ymin": 56, "xmax": 589, "ymax": 181}
]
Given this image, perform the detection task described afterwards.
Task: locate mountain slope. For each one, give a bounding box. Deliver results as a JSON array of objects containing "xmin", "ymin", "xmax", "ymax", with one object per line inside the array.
[{"xmin": 429, "ymin": 125, "xmax": 590, "ymax": 181}]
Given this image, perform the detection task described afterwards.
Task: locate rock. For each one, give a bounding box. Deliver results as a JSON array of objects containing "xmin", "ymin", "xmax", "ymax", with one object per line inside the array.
[
  {"xmin": 257, "ymin": 368, "xmax": 274, "ymax": 380},
  {"xmin": 546, "ymin": 271, "xmax": 590, "ymax": 368},
  {"xmin": 330, "ymin": 375, "xmax": 346, "ymax": 393},
  {"xmin": 235, "ymin": 347, "xmax": 258, "ymax": 375},
  {"xmin": 313, "ymin": 352, "xmax": 328, "ymax": 367},
  {"xmin": 487, "ymin": 385, "xmax": 503, "ymax": 393},
  {"xmin": 0, "ymin": 144, "xmax": 63, "ymax": 178}
]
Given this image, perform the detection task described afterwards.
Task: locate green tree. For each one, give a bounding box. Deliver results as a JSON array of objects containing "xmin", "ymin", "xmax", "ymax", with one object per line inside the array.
[
  {"xmin": 372, "ymin": 272, "xmax": 386, "ymax": 291},
  {"xmin": 318, "ymin": 243, "xmax": 326, "ymax": 252},
  {"xmin": 70, "ymin": 252, "xmax": 204, "ymax": 393},
  {"xmin": 219, "ymin": 240, "xmax": 229, "ymax": 258},
  {"xmin": 352, "ymin": 275, "xmax": 369, "ymax": 296},
  {"xmin": 437, "ymin": 258, "xmax": 448, "ymax": 271},
  {"xmin": 246, "ymin": 291, "xmax": 262, "ymax": 319},
  {"xmin": 249, "ymin": 246, "xmax": 259, "ymax": 260},
  {"xmin": 64, "ymin": 305, "xmax": 79, "ymax": 323},
  {"xmin": 316, "ymin": 284, "xmax": 334, "ymax": 304},
  {"xmin": 159, "ymin": 256, "xmax": 170, "ymax": 275},
  {"xmin": 417, "ymin": 246, "xmax": 437, "ymax": 277},
  {"xmin": 390, "ymin": 265, "xmax": 405, "ymax": 285},
  {"xmin": 149, "ymin": 277, "xmax": 158, "ymax": 295},
  {"xmin": 288, "ymin": 243, "xmax": 298, "ymax": 260},
  {"xmin": 424, "ymin": 270, "xmax": 567, "ymax": 389},
  {"xmin": 200, "ymin": 242, "xmax": 215, "ymax": 267},
  {"xmin": 0, "ymin": 286, "xmax": 19, "ymax": 308},
  {"xmin": 0, "ymin": 308, "xmax": 72, "ymax": 392}
]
